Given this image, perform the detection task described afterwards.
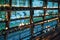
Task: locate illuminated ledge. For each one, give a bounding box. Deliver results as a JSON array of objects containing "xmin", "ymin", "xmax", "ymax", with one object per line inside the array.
[
  {"xmin": 47, "ymin": 7, "xmax": 58, "ymax": 8},
  {"xmin": 0, "ymin": 4, "xmax": 10, "ymax": 7},
  {"xmin": 4, "ymin": 17, "xmax": 58, "ymax": 30},
  {"xmin": 35, "ymin": 17, "xmax": 58, "ymax": 25},
  {"xmin": 53, "ymin": 7, "xmax": 58, "ymax": 8},
  {"xmin": 48, "ymin": 17, "xmax": 58, "ymax": 22},
  {"xmin": 12, "ymin": 5, "xmax": 30, "ymax": 7}
]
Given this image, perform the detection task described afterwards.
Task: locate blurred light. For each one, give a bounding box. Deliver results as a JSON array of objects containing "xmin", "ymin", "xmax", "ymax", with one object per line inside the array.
[
  {"xmin": 43, "ymin": 7, "xmax": 46, "ymax": 8},
  {"xmin": 26, "ymin": 23, "xmax": 28, "ymax": 25},
  {"xmin": 19, "ymin": 24, "xmax": 22, "ymax": 26},
  {"xmin": 21, "ymin": 23, "xmax": 24, "ymax": 25},
  {"xmin": 6, "ymin": 27, "xmax": 8, "ymax": 30}
]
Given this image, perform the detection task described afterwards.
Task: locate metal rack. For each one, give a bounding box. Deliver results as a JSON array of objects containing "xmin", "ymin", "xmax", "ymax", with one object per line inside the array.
[{"xmin": 0, "ymin": 0, "xmax": 59, "ymax": 40}]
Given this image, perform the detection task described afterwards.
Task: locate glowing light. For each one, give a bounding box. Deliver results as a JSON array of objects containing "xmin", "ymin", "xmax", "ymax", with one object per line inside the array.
[
  {"xmin": 19, "ymin": 24, "xmax": 22, "ymax": 26},
  {"xmin": 43, "ymin": 7, "xmax": 46, "ymax": 8},
  {"xmin": 46, "ymin": 13, "xmax": 49, "ymax": 15},
  {"xmin": 21, "ymin": 23, "xmax": 24, "ymax": 25},
  {"xmin": 48, "ymin": 29, "xmax": 50, "ymax": 31},
  {"xmin": 26, "ymin": 23, "xmax": 28, "ymax": 25},
  {"xmin": 46, "ymin": 26, "xmax": 48, "ymax": 28},
  {"xmin": 6, "ymin": 27, "xmax": 8, "ymax": 30},
  {"xmin": 32, "ymin": 22, "xmax": 33, "ymax": 23}
]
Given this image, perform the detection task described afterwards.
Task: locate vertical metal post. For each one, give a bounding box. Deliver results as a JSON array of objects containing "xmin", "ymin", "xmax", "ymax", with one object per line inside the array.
[{"xmin": 30, "ymin": 0, "xmax": 34, "ymax": 40}]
